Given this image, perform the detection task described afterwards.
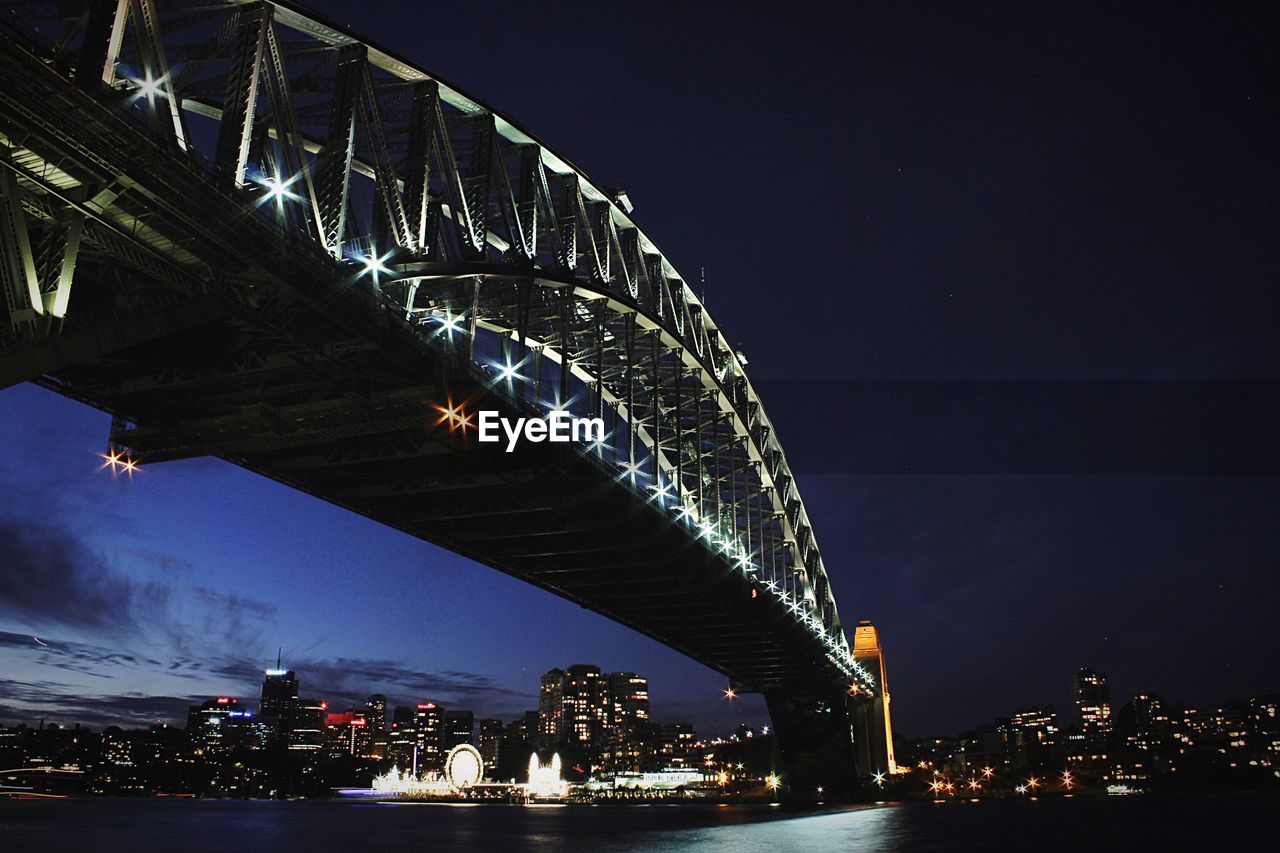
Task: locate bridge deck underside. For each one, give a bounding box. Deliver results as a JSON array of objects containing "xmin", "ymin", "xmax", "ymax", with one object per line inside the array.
[
  {"xmin": 0, "ymin": 22, "xmax": 850, "ymax": 703},
  {"xmin": 46, "ymin": 313, "xmax": 839, "ymax": 698}
]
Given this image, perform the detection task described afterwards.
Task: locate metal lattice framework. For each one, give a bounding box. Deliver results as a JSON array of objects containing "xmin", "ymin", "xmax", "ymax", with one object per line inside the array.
[{"xmin": 0, "ymin": 0, "xmax": 873, "ymax": 691}]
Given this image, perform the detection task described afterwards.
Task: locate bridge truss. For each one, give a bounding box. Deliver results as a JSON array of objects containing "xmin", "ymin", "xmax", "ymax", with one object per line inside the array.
[{"xmin": 0, "ymin": 0, "xmax": 874, "ymax": 702}]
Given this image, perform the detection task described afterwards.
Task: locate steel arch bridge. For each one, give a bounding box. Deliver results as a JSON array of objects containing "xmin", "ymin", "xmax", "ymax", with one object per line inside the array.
[{"xmin": 0, "ymin": 0, "xmax": 879, "ymax": 794}]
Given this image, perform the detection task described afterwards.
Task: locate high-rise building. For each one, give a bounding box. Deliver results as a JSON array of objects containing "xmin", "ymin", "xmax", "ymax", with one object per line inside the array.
[
  {"xmin": 284, "ymin": 698, "xmax": 327, "ymax": 752},
  {"xmin": 1072, "ymin": 666, "xmax": 1113, "ymax": 759},
  {"xmin": 259, "ymin": 666, "xmax": 299, "ymax": 727},
  {"xmin": 657, "ymin": 723, "xmax": 697, "ymax": 769},
  {"xmin": 563, "ymin": 664, "xmax": 608, "ymax": 751},
  {"xmin": 1002, "ymin": 707, "xmax": 1058, "ymax": 769},
  {"xmin": 324, "ymin": 709, "xmax": 369, "ymax": 758},
  {"xmin": 443, "ymin": 709, "xmax": 474, "ymax": 751},
  {"xmin": 478, "ymin": 719, "xmax": 504, "ymax": 776},
  {"xmin": 851, "ymin": 619, "xmax": 898, "ymax": 777},
  {"xmin": 538, "ymin": 669, "xmax": 566, "ymax": 746},
  {"xmin": 186, "ymin": 697, "xmax": 253, "ymax": 753},
  {"xmin": 388, "ymin": 706, "xmax": 417, "ymax": 766},
  {"xmin": 414, "ymin": 702, "xmax": 446, "ymax": 772},
  {"xmin": 603, "ymin": 672, "xmax": 650, "ymax": 771},
  {"xmin": 365, "ymin": 694, "xmax": 388, "ymax": 758},
  {"xmin": 608, "ymin": 672, "xmax": 650, "ymax": 729}
]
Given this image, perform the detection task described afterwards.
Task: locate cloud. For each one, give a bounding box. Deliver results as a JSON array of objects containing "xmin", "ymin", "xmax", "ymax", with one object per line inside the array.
[
  {"xmin": 201, "ymin": 653, "xmax": 534, "ymax": 719},
  {"xmin": 0, "ymin": 630, "xmax": 144, "ymax": 677},
  {"xmin": 0, "ymin": 676, "xmax": 200, "ymax": 729},
  {"xmin": 0, "ymin": 519, "xmax": 169, "ymax": 632}
]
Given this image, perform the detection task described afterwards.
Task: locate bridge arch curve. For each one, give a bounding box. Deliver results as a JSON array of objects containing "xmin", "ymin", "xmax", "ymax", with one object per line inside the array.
[{"xmin": 0, "ymin": 0, "xmax": 880, "ymax": 792}]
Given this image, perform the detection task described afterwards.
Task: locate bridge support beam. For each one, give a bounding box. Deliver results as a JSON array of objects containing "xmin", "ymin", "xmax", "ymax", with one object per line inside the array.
[
  {"xmin": 0, "ymin": 296, "xmax": 226, "ymax": 390},
  {"xmin": 765, "ymin": 688, "xmax": 862, "ymax": 801}
]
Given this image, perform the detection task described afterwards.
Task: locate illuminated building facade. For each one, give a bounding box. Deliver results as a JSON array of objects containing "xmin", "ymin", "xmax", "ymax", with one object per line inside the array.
[
  {"xmin": 603, "ymin": 672, "xmax": 651, "ymax": 771},
  {"xmin": 414, "ymin": 702, "xmax": 446, "ymax": 772},
  {"xmin": 325, "ymin": 710, "xmax": 370, "ymax": 758},
  {"xmin": 285, "ymin": 698, "xmax": 327, "ymax": 752},
  {"xmin": 851, "ymin": 620, "xmax": 898, "ymax": 776},
  {"xmin": 1072, "ymin": 666, "xmax": 1113, "ymax": 760},
  {"xmin": 538, "ymin": 668, "xmax": 566, "ymax": 747},
  {"xmin": 187, "ymin": 697, "xmax": 253, "ymax": 753},
  {"xmin": 609, "ymin": 672, "xmax": 650, "ymax": 729},
  {"xmin": 365, "ymin": 694, "xmax": 388, "ymax": 758},
  {"xmin": 1002, "ymin": 707, "xmax": 1059, "ymax": 770},
  {"xmin": 563, "ymin": 665, "xmax": 609, "ymax": 751},
  {"xmin": 657, "ymin": 723, "xmax": 697, "ymax": 769}
]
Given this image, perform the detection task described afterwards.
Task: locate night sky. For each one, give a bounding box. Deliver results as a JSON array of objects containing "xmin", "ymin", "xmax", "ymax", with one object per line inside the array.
[{"xmin": 1, "ymin": 2, "xmax": 1276, "ymax": 738}]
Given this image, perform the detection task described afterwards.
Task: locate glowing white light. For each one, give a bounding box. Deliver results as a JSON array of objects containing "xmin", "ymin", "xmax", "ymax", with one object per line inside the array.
[
  {"xmin": 258, "ymin": 174, "xmax": 298, "ymax": 205},
  {"xmin": 444, "ymin": 744, "xmax": 484, "ymax": 790},
  {"xmin": 525, "ymin": 753, "xmax": 568, "ymax": 800},
  {"xmin": 617, "ymin": 460, "xmax": 644, "ymax": 482},
  {"xmin": 648, "ymin": 481, "xmax": 673, "ymax": 503},
  {"xmin": 362, "ymin": 253, "xmax": 392, "ymax": 276},
  {"xmin": 134, "ymin": 75, "xmax": 165, "ymax": 100}
]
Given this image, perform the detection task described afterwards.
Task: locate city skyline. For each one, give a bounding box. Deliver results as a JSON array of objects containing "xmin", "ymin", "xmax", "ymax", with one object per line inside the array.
[{"xmin": 2, "ymin": 0, "xmax": 1277, "ymax": 746}]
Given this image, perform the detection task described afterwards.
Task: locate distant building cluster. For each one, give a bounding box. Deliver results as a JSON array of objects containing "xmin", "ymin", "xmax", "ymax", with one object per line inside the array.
[
  {"xmin": 0, "ymin": 659, "xmax": 701, "ymax": 798},
  {"xmin": 534, "ymin": 665, "xmax": 697, "ymax": 775},
  {"xmin": 900, "ymin": 666, "xmax": 1279, "ymax": 792}
]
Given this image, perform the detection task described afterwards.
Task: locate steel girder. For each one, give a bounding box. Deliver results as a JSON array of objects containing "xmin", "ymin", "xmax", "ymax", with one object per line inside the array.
[{"xmin": 0, "ymin": 1, "xmax": 872, "ymax": 693}]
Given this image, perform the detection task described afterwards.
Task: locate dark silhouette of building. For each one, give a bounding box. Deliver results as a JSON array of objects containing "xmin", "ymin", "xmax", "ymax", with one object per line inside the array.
[{"xmin": 444, "ymin": 709, "xmax": 474, "ymax": 751}]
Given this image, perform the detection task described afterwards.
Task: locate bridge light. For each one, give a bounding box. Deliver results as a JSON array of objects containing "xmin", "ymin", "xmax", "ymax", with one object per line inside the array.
[
  {"xmin": 257, "ymin": 174, "xmax": 299, "ymax": 207},
  {"xmin": 98, "ymin": 449, "xmax": 141, "ymax": 478},
  {"xmin": 494, "ymin": 360, "xmax": 522, "ymax": 383},
  {"xmin": 431, "ymin": 311, "xmax": 466, "ymax": 341},
  {"xmin": 872, "ymin": 771, "xmax": 886, "ymax": 787},
  {"xmin": 617, "ymin": 459, "xmax": 644, "ymax": 482},
  {"xmin": 361, "ymin": 252, "xmax": 392, "ymax": 277},
  {"xmin": 133, "ymin": 75, "xmax": 166, "ymax": 101},
  {"xmin": 434, "ymin": 401, "xmax": 473, "ymax": 435},
  {"xmin": 721, "ymin": 687, "xmax": 736, "ymax": 701},
  {"xmin": 765, "ymin": 773, "xmax": 780, "ymax": 791}
]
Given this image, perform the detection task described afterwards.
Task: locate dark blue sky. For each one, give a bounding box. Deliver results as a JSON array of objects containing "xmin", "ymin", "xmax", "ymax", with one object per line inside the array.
[{"xmin": 1, "ymin": 1, "xmax": 1277, "ymax": 736}]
